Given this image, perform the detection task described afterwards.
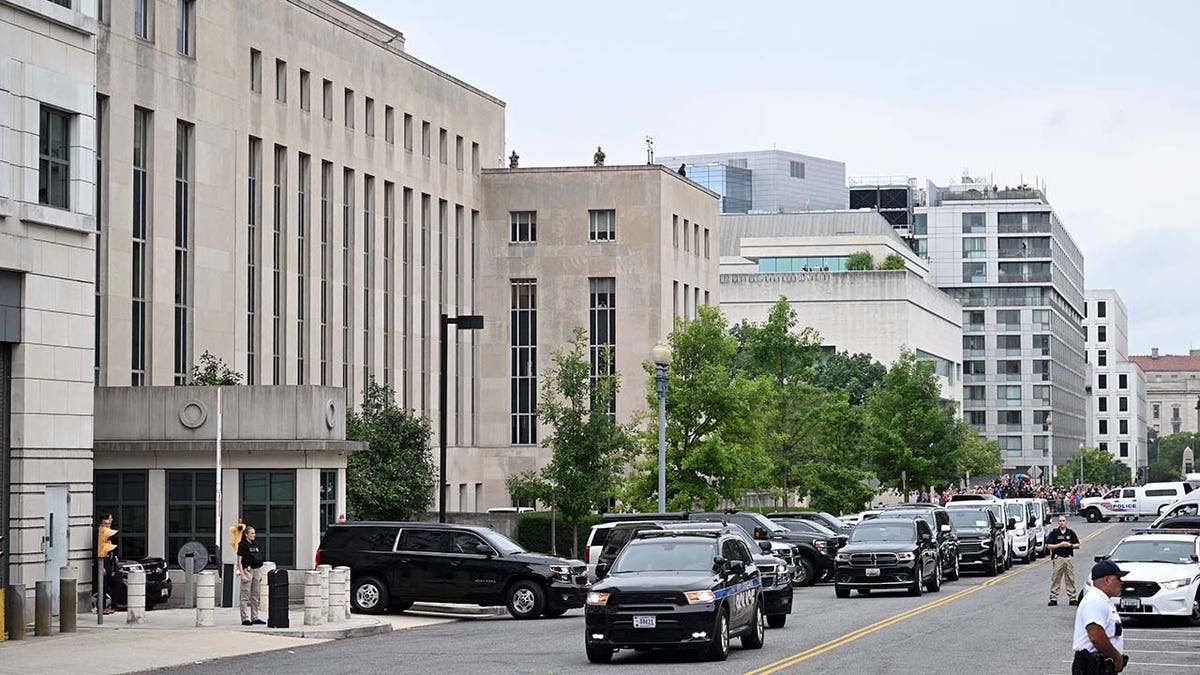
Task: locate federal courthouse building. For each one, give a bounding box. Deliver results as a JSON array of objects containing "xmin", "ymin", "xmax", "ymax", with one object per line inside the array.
[{"xmin": 1, "ymin": 0, "xmax": 719, "ymax": 605}]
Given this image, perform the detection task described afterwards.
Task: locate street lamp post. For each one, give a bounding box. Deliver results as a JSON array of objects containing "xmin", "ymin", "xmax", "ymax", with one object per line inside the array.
[
  {"xmin": 1045, "ymin": 413, "xmax": 1053, "ymax": 485},
  {"xmin": 439, "ymin": 313, "xmax": 484, "ymax": 523},
  {"xmin": 651, "ymin": 342, "xmax": 672, "ymax": 514}
]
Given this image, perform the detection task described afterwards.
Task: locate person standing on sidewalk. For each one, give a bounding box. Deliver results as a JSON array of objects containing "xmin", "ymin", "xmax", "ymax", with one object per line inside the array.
[
  {"xmin": 1047, "ymin": 515, "xmax": 1081, "ymax": 606},
  {"xmin": 237, "ymin": 526, "xmax": 266, "ymax": 626}
]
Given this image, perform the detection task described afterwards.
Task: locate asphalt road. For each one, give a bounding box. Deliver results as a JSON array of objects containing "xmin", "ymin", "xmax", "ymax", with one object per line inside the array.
[{"xmin": 161, "ymin": 520, "xmax": 1200, "ymax": 675}]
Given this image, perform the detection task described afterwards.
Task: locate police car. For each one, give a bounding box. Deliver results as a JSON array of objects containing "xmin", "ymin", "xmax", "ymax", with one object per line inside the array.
[
  {"xmin": 1091, "ymin": 528, "xmax": 1200, "ymax": 625},
  {"xmin": 584, "ymin": 530, "xmax": 765, "ymax": 663}
]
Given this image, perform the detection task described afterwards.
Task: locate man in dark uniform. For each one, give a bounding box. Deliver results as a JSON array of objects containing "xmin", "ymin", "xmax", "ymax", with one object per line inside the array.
[{"xmin": 1047, "ymin": 515, "xmax": 1080, "ymax": 606}]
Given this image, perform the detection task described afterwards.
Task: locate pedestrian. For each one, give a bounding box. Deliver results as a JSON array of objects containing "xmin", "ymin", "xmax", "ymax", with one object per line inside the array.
[
  {"xmin": 238, "ymin": 525, "xmax": 266, "ymax": 626},
  {"xmin": 98, "ymin": 513, "xmax": 126, "ymax": 614},
  {"xmin": 1072, "ymin": 560, "xmax": 1128, "ymax": 674},
  {"xmin": 1047, "ymin": 515, "xmax": 1081, "ymax": 606}
]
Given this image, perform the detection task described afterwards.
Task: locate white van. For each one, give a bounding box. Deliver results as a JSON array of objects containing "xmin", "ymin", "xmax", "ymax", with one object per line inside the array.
[
  {"xmin": 1001, "ymin": 499, "xmax": 1034, "ymax": 564},
  {"xmin": 1079, "ymin": 482, "xmax": 1194, "ymax": 522}
]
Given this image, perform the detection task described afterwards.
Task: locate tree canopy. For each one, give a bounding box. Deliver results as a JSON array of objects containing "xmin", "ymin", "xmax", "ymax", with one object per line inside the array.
[{"xmin": 346, "ymin": 382, "xmax": 435, "ymax": 520}]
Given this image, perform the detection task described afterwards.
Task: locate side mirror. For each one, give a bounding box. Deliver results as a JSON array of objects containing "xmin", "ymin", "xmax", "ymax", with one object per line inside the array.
[
  {"xmin": 474, "ymin": 544, "xmax": 495, "ymax": 556},
  {"xmin": 1007, "ymin": 518, "xmax": 1017, "ymax": 529},
  {"xmin": 939, "ymin": 524, "xmax": 951, "ymax": 533},
  {"xmin": 1190, "ymin": 554, "xmax": 1198, "ymax": 563},
  {"xmin": 1028, "ymin": 518, "xmax": 1037, "ymax": 528},
  {"xmin": 758, "ymin": 540, "xmax": 773, "ymax": 554},
  {"xmin": 712, "ymin": 556, "xmax": 727, "ymax": 573},
  {"xmin": 729, "ymin": 560, "xmax": 746, "ymax": 575},
  {"xmin": 1093, "ymin": 555, "xmax": 1109, "ymax": 563},
  {"xmin": 595, "ymin": 562, "xmax": 609, "ymax": 579}
]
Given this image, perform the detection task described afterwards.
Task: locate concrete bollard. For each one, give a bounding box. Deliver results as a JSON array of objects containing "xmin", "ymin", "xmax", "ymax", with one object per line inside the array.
[
  {"xmin": 258, "ymin": 562, "xmax": 276, "ymax": 617},
  {"xmin": 59, "ymin": 566, "xmax": 77, "ymax": 633},
  {"xmin": 6, "ymin": 584, "xmax": 26, "ymax": 640},
  {"xmin": 337, "ymin": 566, "xmax": 351, "ymax": 619},
  {"xmin": 126, "ymin": 570, "xmax": 146, "ymax": 625},
  {"xmin": 327, "ymin": 568, "xmax": 345, "ymax": 623},
  {"xmin": 317, "ymin": 564, "xmax": 331, "ymax": 625},
  {"xmin": 195, "ymin": 571, "xmax": 215, "ymax": 627},
  {"xmin": 35, "ymin": 582, "xmax": 52, "ymax": 636},
  {"xmin": 303, "ymin": 571, "xmax": 323, "ymax": 626}
]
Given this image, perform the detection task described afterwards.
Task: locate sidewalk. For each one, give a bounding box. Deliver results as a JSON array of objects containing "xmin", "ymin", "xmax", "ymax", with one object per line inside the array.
[{"xmin": 0, "ymin": 606, "xmax": 455, "ymax": 674}]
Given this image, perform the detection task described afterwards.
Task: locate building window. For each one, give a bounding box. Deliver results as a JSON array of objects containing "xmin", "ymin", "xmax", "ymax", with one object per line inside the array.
[
  {"xmin": 247, "ymin": 138, "xmax": 261, "ymax": 384},
  {"xmin": 672, "ymin": 215, "xmax": 679, "ymax": 248},
  {"xmin": 1099, "ymin": 419, "xmax": 1108, "ymax": 435},
  {"xmin": 297, "ymin": 154, "xmax": 310, "ymax": 384},
  {"xmin": 789, "ymin": 160, "xmax": 805, "ymax": 179},
  {"xmin": 240, "ymin": 471, "xmax": 295, "ymax": 568},
  {"xmin": 319, "ymin": 470, "xmax": 338, "ymax": 535},
  {"xmin": 1098, "ymin": 349, "xmax": 1107, "ymax": 367},
  {"xmin": 589, "ymin": 277, "xmax": 616, "ymax": 414},
  {"xmin": 299, "ymin": 70, "xmax": 310, "ymax": 111},
  {"xmin": 510, "ymin": 211, "xmax": 536, "ymax": 243},
  {"xmin": 998, "ymin": 334, "xmax": 1021, "ymax": 354},
  {"xmin": 384, "ymin": 106, "xmax": 394, "ymax": 143},
  {"xmin": 275, "ymin": 60, "xmax": 286, "ymax": 102},
  {"xmin": 249, "ymin": 49, "xmax": 261, "ymax": 93},
  {"xmin": 421, "ymin": 121, "xmax": 431, "ymax": 156},
  {"xmin": 1118, "ymin": 373, "xmax": 1128, "ymax": 389},
  {"xmin": 999, "ymin": 436, "xmax": 1022, "ymax": 458},
  {"xmin": 272, "ymin": 146, "xmax": 286, "ymax": 385},
  {"xmin": 1098, "ymin": 373, "xmax": 1107, "ymax": 390},
  {"xmin": 962, "ymin": 262, "xmax": 986, "ymax": 283},
  {"xmin": 704, "ymin": 228, "xmax": 710, "ymax": 258},
  {"xmin": 996, "ymin": 309, "xmax": 1020, "ymax": 330},
  {"xmin": 322, "ymin": 79, "xmax": 332, "ymax": 120},
  {"xmin": 364, "ymin": 97, "xmax": 375, "ymax": 137},
  {"xmin": 1097, "ymin": 301, "xmax": 1107, "ymax": 318},
  {"xmin": 38, "ymin": 106, "xmax": 71, "ymax": 209},
  {"xmin": 319, "ymin": 161, "xmax": 332, "ymax": 386},
  {"xmin": 966, "ymin": 410, "xmax": 986, "ymax": 427},
  {"xmin": 342, "ymin": 169, "xmax": 354, "ymax": 390},
  {"xmin": 455, "ymin": 135, "xmax": 464, "ymax": 170},
  {"xmin": 511, "ymin": 279, "xmax": 538, "ymax": 445},
  {"xmin": 997, "ymin": 385, "xmax": 1021, "ymax": 403},
  {"xmin": 1119, "ymin": 442, "xmax": 1128, "ymax": 458},
  {"xmin": 1032, "ymin": 309, "xmax": 1050, "ymax": 329},
  {"xmin": 471, "ymin": 142, "xmax": 480, "ymax": 174},
  {"xmin": 962, "ymin": 212, "xmax": 986, "ymax": 233},
  {"xmin": 1033, "ymin": 385, "xmax": 1051, "ymax": 406},
  {"xmin": 693, "ymin": 223, "xmax": 700, "ymax": 256},
  {"xmin": 454, "ymin": 204, "xmax": 464, "ymax": 438},
  {"xmin": 402, "ymin": 189, "xmax": 413, "ymax": 408},
  {"xmin": 998, "ymin": 359, "xmax": 1021, "ymax": 380},
  {"xmin": 94, "ymin": 470, "xmax": 148, "ymax": 560},
  {"xmin": 95, "ymin": 96, "xmax": 106, "ymax": 382},
  {"xmin": 134, "ymin": 0, "xmax": 151, "ymax": 40},
  {"xmin": 420, "ymin": 195, "xmax": 430, "ymax": 412},
  {"xmin": 166, "ymin": 470, "xmax": 215, "ymax": 569},
  {"xmin": 404, "ymin": 114, "xmax": 413, "ymax": 151},
  {"xmin": 683, "ymin": 219, "xmax": 690, "ymax": 252},
  {"xmin": 1118, "ymin": 396, "xmax": 1128, "ymax": 412},
  {"xmin": 383, "ymin": 183, "xmax": 394, "ymax": 388},
  {"xmin": 589, "ymin": 209, "xmax": 615, "ymax": 242},
  {"xmin": 1032, "ymin": 360, "xmax": 1050, "ymax": 381},
  {"xmin": 176, "ymin": 0, "xmax": 195, "ymax": 56},
  {"xmin": 343, "ymin": 89, "xmax": 354, "ymax": 129},
  {"xmin": 439, "ymin": 128, "xmax": 448, "ymax": 163},
  {"xmin": 174, "ymin": 121, "xmax": 193, "ymax": 384},
  {"xmin": 1099, "ymin": 442, "xmax": 1109, "ymax": 452},
  {"xmin": 962, "ymin": 237, "xmax": 987, "ymax": 258},
  {"xmin": 132, "ymin": 109, "xmax": 151, "ymax": 386},
  {"xmin": 1099, "ymin": 397, "xmax": 1108, "ymax": 413},
  {"xmin": 1098, "ymin": 326, "xmax": 1107, "ymax": 343},
  {"xmin": 1000, "ymin": 410, "xmax": 1021, "ymax": 428},
  {"xmin": 1119, "ymin": 419, "xmax": 1128, "ymax": 435},
  {"xmin": 1152, "ymin": 403, "xmax": 1159, "ymax": 420},
  {"xmin": 362, "ymin": 176, "xmax": 375, "ymax": 391}
]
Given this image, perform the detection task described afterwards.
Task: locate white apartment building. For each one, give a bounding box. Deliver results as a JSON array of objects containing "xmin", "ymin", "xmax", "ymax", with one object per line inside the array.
[{"xmin": 1083, "ymin": 290, "xmax": 1146, "ymax": 478}]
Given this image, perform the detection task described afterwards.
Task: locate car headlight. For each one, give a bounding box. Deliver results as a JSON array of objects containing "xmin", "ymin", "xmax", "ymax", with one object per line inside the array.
[
  {"xmin": 549, "ymin": 564, "xmax": 573, "ymax": 581},
  {"xmin": 1160, "ymin": 578, "xmax": 1194, "ymax": 591},
  {"xmin": 684, "ymin": 590, "xmax": 716, "ymax": 604},
  {"xmin": 814, "ymin": 540, "xmax": 827, "ymax": 552},
  {"xmin": 776, "ymin": 564, "xmax": 788, "ymax": 575},
  {"xmin": 586, "ymin": 592, "xmax": 610, "ymax": 606},
  {"xmin": 896, "ymin": 552, "xmax": 916, "ymax": 562},
  {"xmin": 1015, "ymin": 528, "xmax": 1026, "ymax": 537},
  {"xmin": 836, "ymin": 553, "xmax": 851, "ymax": 562}
]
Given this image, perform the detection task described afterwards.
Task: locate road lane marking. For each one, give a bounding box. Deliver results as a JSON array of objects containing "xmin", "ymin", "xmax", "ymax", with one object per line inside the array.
[{"xmin": 747, "ymin": 523, "xmax": 1119, "ymax": 675}]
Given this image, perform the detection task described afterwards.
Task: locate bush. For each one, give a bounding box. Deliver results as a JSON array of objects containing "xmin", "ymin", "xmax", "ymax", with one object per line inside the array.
[
  {"xmin": 846, "ymin": 251, "xmax": 875, "ymax": 270},
  {"xmin": 880, "ymin": 254, "xmax": 906, "ymax": 270},
  {"xmin": 514, "ymin": 511, "xmax": 602, "ymax": 559}
]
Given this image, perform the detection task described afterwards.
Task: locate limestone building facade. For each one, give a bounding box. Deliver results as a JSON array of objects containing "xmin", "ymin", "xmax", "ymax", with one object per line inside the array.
[{"xmin": 1082, "ymin": 289, "xmax": 1146, "ymax": 478}]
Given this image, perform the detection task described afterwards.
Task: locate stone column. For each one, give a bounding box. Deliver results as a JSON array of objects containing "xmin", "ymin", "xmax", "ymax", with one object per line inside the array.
[
  {"xmin": 125, "ymin": 570, "xmax": 146, "ymax": 625},
  {"xmin": 338, "ymin": 566, "xmax": 351, "ymax": 618},
  {"xmin": 327, "ymin": 568, "xmax": 345, "ymax": 623},
  {"xmin": 317, "ymin": 564, "xmax": 331, "ymax": 625},
  {"xmin": 303, "ymin": 571, "xmax": 323, "ymax": 626},
  {"xmin": 195, "ymin": 571, "xmax": 215, "ymax": 627}
]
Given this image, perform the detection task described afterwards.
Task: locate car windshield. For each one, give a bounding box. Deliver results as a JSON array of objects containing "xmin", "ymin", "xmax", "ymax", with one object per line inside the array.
[
  {"xmin": 819, "ymin": 513, "xmax": 850, "ymax": 529},
  {"xmin": 887, "ymin": 511, "xmax": 936, "ymax": 530},
  {"xmin": 779, "ymin": 519, "xmax": 836, "ymax": 537},
  {"xmin": 1006, "ymin": 504, "xmax": 1024, "ymax": 520},
  {"xmin": 612, "ymin": 540, "xmax": 717, "ymax": 573},
  {"xmin": 752, "ymin": 514, "xmax": 787, "ymax": 533},
  {"xmin": 850, "ymin": 523, "xmax": 915, "ymax": 543},
  {"xmin": 949, "ymin": 511, "xmax": 990, "ymax": 529},
  {"xmin": 1109, "ymin": 540, "xmax": 1198, "ymax": 564},
  {"xmin": 480, "ymin": 530, "xmax": 526, "ymax": 555}
]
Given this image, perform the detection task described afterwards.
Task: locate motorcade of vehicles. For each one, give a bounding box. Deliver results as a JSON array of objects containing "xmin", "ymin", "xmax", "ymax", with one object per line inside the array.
[
  {"xmin": 691, "ymin": 511, "xmax": 835, "ymax": 587},
  {"xmin": 1011, "ymin": 498, "xmax": 1051, "ymax": 558},
  {"xmin": 766, "ymin": 511, "xmax": 854, "ymax": 535},
  {"xmin": 947, "ymin": 500, "xmax": 1012, "ymax": 570},
  {"xmin": 768, "ymin": 516, "xmax": 849, "ymax": 550},
  {"xmin": 834, "ymin": 518, "xmax": 940, "ymax": 597},
  {"xmin": 316, "ymin": 522, "xmax": 588, "ymax": 619},
  {"xmin": 1001, "ymin": 499, "xmax": 1034, "ymax": 563},
  {"xmin": 874, "ymin": 504, "xmax": 961, "ymax": 582},
  {"xmin": 1092, "ymin": 528, "xmax": 1200, "ymax": 626},
  {"xmin": 585, "ymin": 530, "xmax": 765, "ymax": 663},
  {"xmin": 946, "ymin": 507, "xmax": 1005, "ymax": 576},
  {"xmin": 1080, "ymin": 482, "xmax": 1194, "ymax": 523}
]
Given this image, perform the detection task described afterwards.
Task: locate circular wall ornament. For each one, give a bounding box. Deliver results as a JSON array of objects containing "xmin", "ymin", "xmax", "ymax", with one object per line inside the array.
[
  {"xmin": 325, "ymin": 399, "xmax": 338, "ymax": 429},
  {"xmin": 180, "ymin": 400, "xmax": 208, "ymax": 429}
]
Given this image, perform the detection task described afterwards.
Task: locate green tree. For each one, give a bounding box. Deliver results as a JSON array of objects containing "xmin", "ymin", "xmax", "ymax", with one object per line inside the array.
[
  {"xmin": 625, "ymin": 306, "xmax": 773, "ymax": 511},
  {"xmin": 879, "ymin": 254, "xmax": 906, "ymax": 270},
  {"xmin": 1148, "ymin": 431, "xmax": 1200, "ymax": 481},
  {"xmin": 346, "ymin": 381, "xmax": 435, "ymax": 520},
  {"xmin": 1054, "ymin": 446, "xmax": 1133, "ymax": 486},
  {"xmin": 506, "ymin": 327, "xmax": 636, "ymax": 556},
  {"xmin": 846, "ymin": 250, "xmax": 875, "ymax": 271},
  {"xmin": 189, "ymin": 351, "xmax": 243, "ymax": 385},
  {"xmin": 809, "ymin": 350, "xmax": 887, "ymax": 405}
]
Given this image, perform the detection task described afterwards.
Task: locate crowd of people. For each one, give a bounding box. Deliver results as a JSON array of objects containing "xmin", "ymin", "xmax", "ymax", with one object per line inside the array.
[{"xmin": 919, "ymin": 475, "xmax": 1127, "ymax": 514}]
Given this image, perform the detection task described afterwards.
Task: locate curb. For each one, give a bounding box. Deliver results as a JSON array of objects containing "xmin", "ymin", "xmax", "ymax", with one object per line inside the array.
[
  {"xmin": 243, "ymin": 620, "xmax": 393, "ymax": 640},
  {"xmin": 409, "ymin": 602, "xmax": 508, "ymax": 618}
]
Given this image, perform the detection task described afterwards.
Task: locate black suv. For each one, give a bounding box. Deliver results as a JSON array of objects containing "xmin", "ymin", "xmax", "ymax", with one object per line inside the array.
[
  {"xmin": 947, "ymin": 507, "xmax": 1005, "ymax": 576},
  {"xmin": 876, "ymin": 504, "xmax": 960, "ymax": 582},
  {"xmin": 586, "ymin": 530, "xmax": 765, "ymax": 663},
  {"xmin": 316, "ymin": 522, "xmax": 588, "ymax": 619},
  {"xmin": 834, "ymin": 518, "xmax": 940, "ymax": 597},
  {"xmin": 767, "ymin": 511, "xmax": 854, "ymax": 535},
  {"xmin": 692, "ymin": 511, "xmax": 836, "ymax": 586}
]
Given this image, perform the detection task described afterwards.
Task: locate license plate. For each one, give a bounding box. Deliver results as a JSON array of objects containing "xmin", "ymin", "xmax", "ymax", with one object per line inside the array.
[
  {"xmin": 161, "ymin": 588, "xmax": 169, "ymax": 598},
  {"xmin": 1120, "ymin": 597, "xmax": 1141, "ymax": 610},
  {"xmin": 866, "ymin": 568, "xmax": 881, "ymax": 577},
  {"xmin": 633, "ymin": 615, "xmax": 656, "ymax": 629}
]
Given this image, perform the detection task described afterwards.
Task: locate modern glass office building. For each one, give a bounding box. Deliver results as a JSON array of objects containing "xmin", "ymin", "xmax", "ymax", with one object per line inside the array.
[{"xmin": 685, "ymin": 163, "xmax": 752, "ymax": 213}]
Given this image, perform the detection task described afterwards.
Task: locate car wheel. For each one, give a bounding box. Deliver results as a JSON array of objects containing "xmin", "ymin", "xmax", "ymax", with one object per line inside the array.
[
  {"xmin": 542, "ymin": 608, "xmax": 567, "ymax": 618},
  {"xmin": 834, "ymin": 585, "xmax": 851, "ymax": 599},
  {"xmin": 1085, "ymin": 509, "xmax": 1100, "ymax": 523},
  {"xmin": 506, "ymin": 580, "xmax": 546, "ymax": 620},
  {"xmin": 909, "ymin": 564, "xmax": 924, "ymax": 597},
  {"xmin": 351, "ymin": 576, "xmax": 388, "ymax": 615},
  {"xmin": 1188, "ymin": 591, "xmax": 1200, "ymax": 628},
  {"xmin": 987, "ymin": 555, "xmax": 999, "ymax": 577},
  {"xmin": 741, "ymin": 602, "xmax": 765, "ymax": 649},
  {"xmin": 766, "ymin": 614, "xmax": 787, "ymax": 629},
  {"xmin": 926, "ymin": 561, "xmax": 942, "ymax": 593},
  {"xmin": 793, "ymin": 557, "xmax": 816, "ymax": 587},
  {"xmin": 704, "ymin": 610, "xmax": 730, "ymax": 661},
  {"xmin": 947, "ymin": 555, "xmax": 960, "ymax": 581},
  {"xmin": 586, "ymin": 644, "xmax": 614, "ymax": 664}
]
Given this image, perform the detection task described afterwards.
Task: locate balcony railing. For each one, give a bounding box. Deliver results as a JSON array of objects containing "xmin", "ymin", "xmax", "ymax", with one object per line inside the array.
[
  {"xmin": 998, "ymin": 247, "xmax": 1052, "ymax": 259},
  {"xmin": 998, "ymin": 222, "xmax": 1051, "ymax": 234},
  {"xmin": 959, "ymin": 296, "xmax": 1050, "ymax": 307},
  {"xmin": 943, "ymin": 187, "xmax": 1046, "ymax": 202},
  {"xmin": 999, "ymin": 273, "xmax": 1052, "ymax": 283}
]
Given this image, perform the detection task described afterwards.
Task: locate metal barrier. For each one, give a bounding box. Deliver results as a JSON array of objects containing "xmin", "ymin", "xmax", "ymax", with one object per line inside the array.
[
  {"xmin": 126, "ymin": 569, "xmax": 146, "ymax": 624},
  {"xmin": 195, "ymin": 570, "xmax": 215, "ymax": 627}
]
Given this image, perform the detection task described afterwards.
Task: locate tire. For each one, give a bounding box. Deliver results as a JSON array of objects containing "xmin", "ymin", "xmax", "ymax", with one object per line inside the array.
[
  {"xmin": 586, "ymin": 644, "xmax": 614, "ymax": 664},
  {"xmin": 704, "ymin": 610, "xmax": 730, "ymax": 661},
  {"xmin": 351, "ymin": 576, "xmax": 388, "ymax": 615},
  {"xmin": 793, "ymin": 558, "xmax": 816, "ymax": 587},
  {"xmin": 506, "ymin": 580, "xmax": 546, "ymax": 620},
  {"xmin": 987, "ymin": 554, "xmax": 1000, "ymax": 577},
  {"xmin": 926, "ymin": 561, "xmax": 942, "ymax": 593},
  {"xmin": 741, "ymin": 602, "xmax": 765, "ymax": 649},
  {"xmin": 1085, "ymin": 509, "xmax": 1100, "ymax": 523},
  {"xmin": 766, "ymin": 613, "xmax": 787, "ymax": 629},
  {"xmin": 835, "ymin": 585, "xmax": 851, "ymax": 599},
  {"xmin": 909, "ymin": 564, "xmax": 924, "ymax": 597},
  {"xmin": 1101, "ymin": 517, "xmax": 1111, "ymax": 523},
  {"xmin": 542, "ymin": 608, "xmax": 567, "ymax": 618},
  {"xmin": 946, "ymin": 555, "xmax": 960, "ymax": 581},
  {"xmin": 1187, "ymin": 591, "xmax": 1200, "ymax": 628}
]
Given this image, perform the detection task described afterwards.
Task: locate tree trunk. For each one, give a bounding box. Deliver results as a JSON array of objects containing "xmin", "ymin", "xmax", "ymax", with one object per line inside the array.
[{"xmin": 572, "ymin": 523, "xmax": 579, "ymax": 559}]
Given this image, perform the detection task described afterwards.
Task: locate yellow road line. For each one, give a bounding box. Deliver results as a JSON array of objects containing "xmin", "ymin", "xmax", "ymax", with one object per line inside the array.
[{"xmin": 745, "ymin": 523, "xmax": 1118, "ymax": 675}]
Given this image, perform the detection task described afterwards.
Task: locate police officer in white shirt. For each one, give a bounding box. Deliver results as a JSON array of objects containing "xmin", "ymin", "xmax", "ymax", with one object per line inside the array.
[{"xmin": 1072, "ymin": 560, "xmax": 1128, "ymax": 674}]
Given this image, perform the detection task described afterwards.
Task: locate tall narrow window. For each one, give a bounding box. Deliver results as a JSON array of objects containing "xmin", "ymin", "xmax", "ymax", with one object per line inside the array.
[
  {"xmin": 455, "ymin": 135, "xmax": 464, "ymax": 170},
  {"xmin": 297, "ymin": 153, "xmax": 310, "ymax": 384},
  {"xmin": 589, "ymin": 277, "xmax": 616, "ymax": 415},
  {"xmin": 342, "ymin": 169, "xmax": 354, "ymax": 390},
  {"xmin": 176, "ymin": 0, "xmax": 194, "ymax": 56},
  {"xmin": 299, "ymin": 70, "xmax": 310, "ymax": 112},
  {"xmin": 438, "ymin": 200, "xmax": 447, "ymax": 318},
  {"xmin": 470, "ymin": 210, "xmax": 479, "ymax": 445},
  {"xmin": 383, "ymin": 182, "xmax": 394, "ymax": 388},
  {"xmin": 275, "ymin": 59, "xmax": 287, "ymax": 103},
  {"xmin": 249, "ymin": 49, "xmax": 261, "ymax": 93},
  {"xmin": 454, "ymin": 204, "xmax": 463, "ymax": 441},
  {"xmin": 511, "ymin": 280, "xmax": 538, "ymax": 445},
  {"xmin": 402, "ymin": 188, "xmax": 413, "ymax": 408},
  {"xmin": 174, "ymin": 121, "xmax": 193, "ymax": 384},
  {"xmin": 38, "ymin": 107, "xmax": 71, "ymax": 209},
  {"xmin": 421, "ymin": 121, "xmax": 431, "ymax": 156},
  {"xmin": 132, "ymin": 108, "xmax": 151, "ymax": 386},
  {"xmin": 420, "ymin": 194, "xmax": 430, "ymax": 413},
  {"xmin": 403, "ymin": 114, "xmax": 413, "ymax": 151},
  {"xmin": 439, "ymin": 128, "xmax": 448, "ymax": 163},
  {"xmin": 385, "ymin": 106, "xmax": 394, "ymax": 144},
  {"xmin": 134, "ymin": 0, "xmax": 151, "ymax": 40},
  {"xmin": 344, "ymin": 89, "xmax": 354, "ymax": 129},
  {"xmin": 322, "ymin": 79, "xmax": 332, "ymax": 121},
  {"xmin": 362, "ymin": 176, "xmax": 375, "ymax": 392},
  {"xmin": 364, "ymin": 97, "xmax": 375, "ymax": 137},
  {"xmin": 95, "ymin": 95, "xmax": 107, "ymax": 383},
  {"xmin": 471, "ymin": 142, "xmax": 479, "ymax": 175},
  {"xmin": 272, "ymin": 146, "xmax": 287, "ymax": 384},
  {"xmin": 319, "ymin": 161, "xmax": 332, "ymax": 385},
  {"xmin": 247, "ymin": 137, "xmax": 261, "ymax": 385}
]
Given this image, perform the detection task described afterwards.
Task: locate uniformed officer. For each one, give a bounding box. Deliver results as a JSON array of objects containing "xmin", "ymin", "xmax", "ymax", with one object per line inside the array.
[
  {"xmin": 1047, "ymin": 515, "xmax": 1081, "ymax": 606},
  {"xmin": 1072, "ymin": 560, "xmax": 1128, "ymax": 674}
]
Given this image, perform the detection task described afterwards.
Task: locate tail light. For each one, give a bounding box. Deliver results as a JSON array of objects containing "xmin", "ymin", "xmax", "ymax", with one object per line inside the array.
[
  {"xmin": 583, "ymin": 548, "xmax": 590, "ymax": 564},
  {"xmin": 315, "ymin": 549, "xmax": 321, "ymax": 567}
]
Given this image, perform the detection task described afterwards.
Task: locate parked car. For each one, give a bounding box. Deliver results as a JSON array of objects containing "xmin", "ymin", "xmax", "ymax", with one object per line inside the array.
[
  {"xmin": 947, "ymin": 494, "xmax": 1000, "ymax": 503},
  {"xmin": 1010, "ymin": 498, "xmax": 1050, "ymax": 558},
  {"xmin": 1001, "ymin": 499, "xmax": 1035, "ymax": 563},
  {"xmin": 1149, "ymin": 493, "xmax": 1200, "ymax": 528},
  {"xmin": 842, "ymin": 510, "xmax": 881, "ymax": 526},
  {"xmin": 691, "ymin": 511, "xmax": 836, "ymax": 587},
  {"xmin": 947, "ymin": 507, "xmax": 1005, "ymax": 576},
  {"xmin": 94, "ymin": 557, "xmax": 173, "ymax": 612},
  {"xmin": 1080, "ymin": 482, "xmax": 1194, "ymax": 522},
  {"xmin": 584, "ymin": 522, "xmax": 617, "ymax": 582},
  {"xmin": 874, "ymin": 504, "xmax": 961, "ymax": 582},
  {"xmin": 769, "ymin": 517, "xmax": 848, "ymax": 553},
  {"xmin": 767, "ymin": 511, "xmax": 854, "ymax": 535},
  {"xmin": 834, "ymin": 518, "xmax": 941, "ymax": 597},
  {"xmin": 948, "ymin": 500, "xmax": 1012, "ymax": 570},
  {"xmin": 316, "ymin": 521, "xmax": 589, "ymax": 619},
  {"xmin": 585, "ymin": 529, "xmax": 765, "ymax": 663},
  {"xmin": 1092, "ymin": 528, "xmax": 1200, "ymax": 626}
]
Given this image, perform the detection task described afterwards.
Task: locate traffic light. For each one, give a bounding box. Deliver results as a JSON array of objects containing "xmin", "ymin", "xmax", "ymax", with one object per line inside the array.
[
  {"xmin": 97, "ymin": 525, "xmax": 117, "ymax": 558},
  {"xmin": 229, "ymin": 519, "xmax": 246, "ymax": 552}
]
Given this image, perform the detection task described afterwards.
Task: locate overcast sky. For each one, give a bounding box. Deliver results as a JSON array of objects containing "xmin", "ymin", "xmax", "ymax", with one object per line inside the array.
[{"xmin": 352, "ymin": 0, "xmax": 1198, "ymax": 355}]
